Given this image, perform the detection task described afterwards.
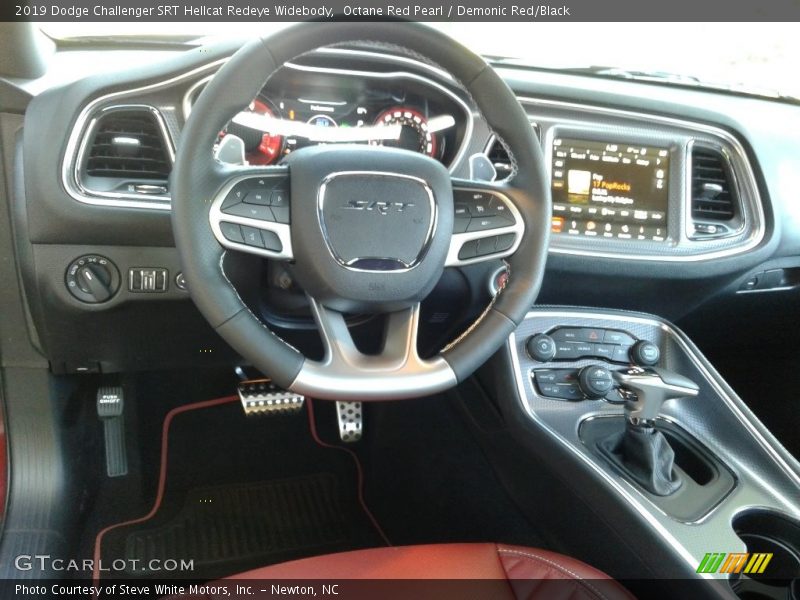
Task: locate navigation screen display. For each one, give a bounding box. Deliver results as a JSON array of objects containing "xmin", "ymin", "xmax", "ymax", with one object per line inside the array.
[{"xmin": 551, "ymin": 138, "xmax": 669, "ymax": 241}]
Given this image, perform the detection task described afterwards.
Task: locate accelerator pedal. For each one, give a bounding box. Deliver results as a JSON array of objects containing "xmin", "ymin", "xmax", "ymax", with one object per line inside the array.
[
  {"xmin": 238, "ymin": 378, "xmax": 304, "ymax": 416},
  {"xmin": 336, "ymin": 401, "xmax": 363, "ymax": 443}
]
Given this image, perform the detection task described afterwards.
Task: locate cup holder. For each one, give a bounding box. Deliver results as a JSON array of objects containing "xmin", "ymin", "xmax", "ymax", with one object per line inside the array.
[{"xmin": 730, "ymin": 511, "xmax": 800, "ymax": 600}]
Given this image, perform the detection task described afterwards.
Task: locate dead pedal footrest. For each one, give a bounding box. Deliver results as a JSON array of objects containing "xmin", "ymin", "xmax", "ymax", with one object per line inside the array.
[{"xmin": 238, "ymin": 379, "xmax": 305, "ymax": 416}]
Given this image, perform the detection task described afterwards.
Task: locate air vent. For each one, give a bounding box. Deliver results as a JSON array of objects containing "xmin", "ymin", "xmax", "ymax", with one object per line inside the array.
[
  {"xmin": 84, "ymin": 108, "xmax": 172, "ymax": 180},
  {"xmin": 691, "ymin": 147, "xmax": 737, "ymax": 221}
]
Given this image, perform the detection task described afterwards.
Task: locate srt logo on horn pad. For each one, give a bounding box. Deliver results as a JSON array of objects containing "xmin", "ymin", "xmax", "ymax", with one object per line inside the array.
[{"xmin": 342, "ymin": 200, "xmax": 416, "ymax": 215}]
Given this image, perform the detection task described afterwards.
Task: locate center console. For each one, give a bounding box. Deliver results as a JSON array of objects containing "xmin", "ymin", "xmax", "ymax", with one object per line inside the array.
[{"xmin": 507, "ymin": 308, "xmax": 800, "ymax": 599}]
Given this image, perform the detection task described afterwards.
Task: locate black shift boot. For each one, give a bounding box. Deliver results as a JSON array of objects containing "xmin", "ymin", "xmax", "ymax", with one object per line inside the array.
[{"xmin": 599, "ymin": 424, "xmax": 682, "ymax": 496}]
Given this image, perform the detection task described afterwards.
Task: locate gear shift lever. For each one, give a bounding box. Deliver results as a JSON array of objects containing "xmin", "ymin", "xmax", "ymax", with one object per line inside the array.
[
  {"xmin": 599, "ymin": 367, "xmax": 699, "ymax": 496},
  {"xmin": 613, "ymin": 367, "xmax": 700, "ymax": 427}
]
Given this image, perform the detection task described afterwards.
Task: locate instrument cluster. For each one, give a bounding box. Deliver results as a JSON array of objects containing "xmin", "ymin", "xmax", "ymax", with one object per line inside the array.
[{"xmin": 191, "ymin": 64, "xmax": 470, "ymax": 168}]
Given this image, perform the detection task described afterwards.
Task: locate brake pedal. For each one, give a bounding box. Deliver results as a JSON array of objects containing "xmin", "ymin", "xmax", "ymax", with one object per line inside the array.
[
  {"xmin": 97, "ymin": 386, "xmax": 128, "ymax": 477},
  {"xmin": 238, "ymin": 379, "xmax": 305, "ymax": 416},
  {"xmin": 336, "ymin": 401, "xmax": 363, "ymax": 443}
]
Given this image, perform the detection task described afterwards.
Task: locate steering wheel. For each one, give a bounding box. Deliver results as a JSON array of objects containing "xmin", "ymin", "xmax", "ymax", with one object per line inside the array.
[{"xmin": 171, "ymin": 22, "xmax": 550, "ymax": 401}]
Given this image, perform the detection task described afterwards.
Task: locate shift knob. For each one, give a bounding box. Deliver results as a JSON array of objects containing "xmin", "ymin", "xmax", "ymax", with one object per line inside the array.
[{"xmin": 612, "ymin": 367, "xmax": 699, "ymax": 426}]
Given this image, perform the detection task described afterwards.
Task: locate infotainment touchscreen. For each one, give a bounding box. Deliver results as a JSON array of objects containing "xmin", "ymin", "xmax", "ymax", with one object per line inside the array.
[{"xmin": 551, "ymin": 138, "xmax": 669, "ymax": 241}]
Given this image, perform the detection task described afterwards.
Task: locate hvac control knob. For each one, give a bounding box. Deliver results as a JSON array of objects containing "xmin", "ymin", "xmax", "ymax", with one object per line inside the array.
[
  {"xmin": 630, "ymin": 340, "xmax": 661, "ymax": 366},
  {"xmin": 578, "ymin": 365, "xmax": 614, "ymax": 399},
  {"xmin": 65, "ymin": 255, "xmax": 120, "ymax": 304},
  {"xmin": 527, "ymin": 334, "xmax": 557, "ymax": 362}
]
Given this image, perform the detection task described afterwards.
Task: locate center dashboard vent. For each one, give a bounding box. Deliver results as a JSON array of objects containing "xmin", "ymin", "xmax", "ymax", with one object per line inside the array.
[
  {"xmin": 78, "ymin": 107, "xmax": 173, "ymax": 200},
  {"xmin": 691, "ymin": 147, "xmax": 737, "ymax": 222}
]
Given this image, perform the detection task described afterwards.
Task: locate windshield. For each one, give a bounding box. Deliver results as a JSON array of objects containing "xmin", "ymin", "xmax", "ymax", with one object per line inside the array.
[{"xmin": 40, "ymin": 22, "xmax": 800, "ymax": 101}]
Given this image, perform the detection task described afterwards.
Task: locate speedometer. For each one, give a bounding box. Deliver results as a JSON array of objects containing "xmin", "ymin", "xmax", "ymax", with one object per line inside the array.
[{"xmin": 374, "ymin": 107, "xmax": 437, "ymax": 157}]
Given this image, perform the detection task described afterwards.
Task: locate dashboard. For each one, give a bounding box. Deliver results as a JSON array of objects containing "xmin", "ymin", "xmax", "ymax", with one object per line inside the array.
[
  {"xmin": 57, "ymin": 46, "xmax": 765, "ymax": 266},
  {"xmin": 10, "ymin": 39, "xmax": 800, "ymax": 374}
]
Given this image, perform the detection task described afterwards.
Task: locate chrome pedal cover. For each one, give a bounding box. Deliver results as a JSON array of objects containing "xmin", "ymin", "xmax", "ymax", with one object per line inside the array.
[
  {"xmin": 336, "ymin": 401, "xmax": 363, "ymax": 443},
  {"xmin": 238, "ymin": 379, "xmax": 304, "ymax": 416}
]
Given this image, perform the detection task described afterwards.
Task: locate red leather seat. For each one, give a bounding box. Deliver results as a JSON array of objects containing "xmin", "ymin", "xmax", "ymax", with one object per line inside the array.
[{"xmin": 222, "ymin": 543, "xmax": 636, "ymax": 599}]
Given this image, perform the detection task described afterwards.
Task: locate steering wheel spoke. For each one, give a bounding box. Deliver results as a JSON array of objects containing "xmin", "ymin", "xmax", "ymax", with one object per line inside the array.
[
  {"xmin": 290, "ymin": 297, "xmax": 456, "ymax": 401},
  {"xmin": 446, "ymin": 179, "xmax": 524, "ymax": 266},
  {"xmin": 208, "ymin": 166, "xmax": 293, "ymax": 260}
]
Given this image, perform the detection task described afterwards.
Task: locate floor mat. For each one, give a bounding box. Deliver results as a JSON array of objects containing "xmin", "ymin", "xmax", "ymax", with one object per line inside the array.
[
  {"xmin": 96, "ymin": 398, "xmax": 385, "ymax": 581},
  {"xmin": 124, "ymin": 474, "xmax": 351, "ymax": 576}
]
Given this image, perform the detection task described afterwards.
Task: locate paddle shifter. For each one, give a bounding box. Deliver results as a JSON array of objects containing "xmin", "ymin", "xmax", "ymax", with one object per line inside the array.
[{"xmin": 599, "ymin": 367, "xmax": 700, "ymax": 496}]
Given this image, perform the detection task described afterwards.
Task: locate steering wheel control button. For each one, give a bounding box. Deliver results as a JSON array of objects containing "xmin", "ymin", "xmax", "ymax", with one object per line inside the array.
[
  {"xmin": 495, "ymin": 234, "xmax": 516, "ymax": 252},
  {"xmin": 578, "ymin": 366, "xmax": 615, "ymax": 399},
  {"xmin": 488, "ymin": 196, "xmax": 513, "ymax": 220},
  {"xmin": 457, "ymin": 239, "xmax": 480, "ymax": 260},
  {"xmin": 272, "ymin": 207, "xmax": 290, "ymax": 224},
  {"xmin": 243, "ymin": 190, "xmax": 271, "ymax": 205},
  {"xmin": 464, "ymin": 236, "xmax": 510, "ymax": 259},
  {"xmin": 452, "ymin": 217, "xmax": 470, "ymax": 233},
  {"xmin": 260, "ymin": 230, "xmax": 283, "ymax": 252},
  {"xmin": 527, "ymin": 334, "xmax": 557, "ymax": 362},
  {"xmin": 223, "ymin": 202, "xmax": 275, "ymax": 221},
  {"xmin": 219, "ymin": 177, "xmax": 290, "ymax": 224},
  {"xmin": 452, "ymin": 189, "xmax": 517, "ymax": 237},
  {"xmin": 630, "ymin": 340, "xmax": 661, "ymax": 366},
  {"xmin": 219, "ymin": 222, "xmax": 245, "ymax": 244},
  {"xmin": 241, "ymin": 226, "xmax": 265, "ymax": 248},
  {"xmin": 222, "ymin": 183, "xmax": 249, "ymax": 209},
  {"xmin": 269, "ymin": 190, "xmax": 288, "ymax": 208},
  {"xmin": 467, "ymin": 215, "xmax": 511, "ymax": 232},
  {"xmin": 467, "ymin": 197, "xmax": 491, "ymax": 216},
  {"xmin": 66, "ymin": 255, "xmax": 121, "ymax": 304}
]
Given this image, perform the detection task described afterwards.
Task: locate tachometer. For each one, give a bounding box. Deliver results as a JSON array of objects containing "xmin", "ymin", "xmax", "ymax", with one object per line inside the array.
[
  {"xmin": 224, "ymin": 98, "xmax": 283, "ymax": 165},
  {"xmin": 373, "ymin": 107, "xmax": 437, "ymax": 157}
]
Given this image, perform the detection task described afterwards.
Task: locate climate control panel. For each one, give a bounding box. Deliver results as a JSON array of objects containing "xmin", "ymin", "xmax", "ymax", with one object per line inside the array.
[
  {"xmin": 526, "ymin": 326, "xmax": 659, "ymax": 365},
  {"xmin": 525, "ymin": 325, "xmax": 661, "ymax": 402}
]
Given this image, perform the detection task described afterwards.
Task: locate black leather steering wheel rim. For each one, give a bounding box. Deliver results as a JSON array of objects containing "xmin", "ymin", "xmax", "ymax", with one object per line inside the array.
[{"xmin": 171, "ymin": 22, "xmax": 551, "ymax": 399}]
